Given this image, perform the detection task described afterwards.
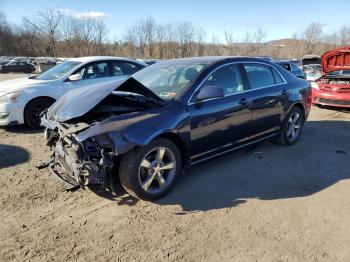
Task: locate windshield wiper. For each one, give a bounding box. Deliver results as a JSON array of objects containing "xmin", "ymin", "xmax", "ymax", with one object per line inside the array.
[{"xmin": 126, "ymin": 93, "xmax": 165, "ymax": 107}]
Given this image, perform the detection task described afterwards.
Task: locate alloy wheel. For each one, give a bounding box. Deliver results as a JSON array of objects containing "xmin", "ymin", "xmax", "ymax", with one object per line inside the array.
[
  {"xmin": 138, "ymin": 147, "xmax": 176, "ymax": 194},
  {"xmin": 286, "ymin": 112, "xmax": 302, "ymax": 142}
]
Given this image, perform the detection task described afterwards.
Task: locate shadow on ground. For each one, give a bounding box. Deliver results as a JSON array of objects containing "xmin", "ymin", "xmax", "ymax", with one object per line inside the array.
[
  {"xmin": 2, "ymin": 125, "xmax": 43, "ymax": 134},
  {"xmin": 0, "ymin": 144, "xmax": 31, "ymax": 169},
  {"xmin": 78, "ymin": 119, "xmax": 350, "ymax": 212},
  {"xmin": 316, "ymin": 105, "xmax": 350, "ymax": 113}
]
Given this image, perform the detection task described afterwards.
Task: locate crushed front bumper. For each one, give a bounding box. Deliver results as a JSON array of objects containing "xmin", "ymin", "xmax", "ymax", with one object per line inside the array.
[
  {"xmin": 39, "ymin": 127, "xmax": 115, "ymax": 190},
  {"xmin": 38, "ymin": 156, "xmax": 80, "ymax": 190}
]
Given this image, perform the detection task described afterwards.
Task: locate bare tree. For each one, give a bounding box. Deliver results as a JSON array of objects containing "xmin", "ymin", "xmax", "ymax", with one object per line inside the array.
[
  {"xmin": 125, "ymin": 21, "xmax": 147, "ymax": 57},
  {"xmin": 164, "ymin": 22, "xmax": 178, "ymax": 58},
  {"xmin": 2, "ymin": 8, "xmax": 350, "ymax": 60},
  {"xmin": 196, "ymin": 27, "xmax": 206, "ymax": 56},
  {"xmin": 224, "ymin": 31, "xmax": 236, "ymax": 55},
  {"xmin": 177, "ymin": 21, "xmax": 197, "ymax": 57},
  {"xmin": 91, "ymin": 18, "xmax": 108, "ymax": 55},
  {"xmin": 338, "ymin": 25, "xmax": 350, "ymax": 46},
  {"xmin": 303, "ymin": 22, "xmax": 323, "ymax": 54},
  {"xmin": 241, "ymin": 31, "xmax": 253, "ymax": 56},
  {"xmin": 253, "ymin": 28, "xmax": 267, "ymax": 56},
  {"xmin": 23, "ymin": 8, "xmax": 63, "ymax": 57},
  {"xmin": 156, "ymin": 23, "xmax": 166, "ymax": 58},
  {"xmin": 207, "ymin": 34, "xmax": 223, "ymax": 56},
  {"xmin": 143, "ymin": 17, "xmax": 156, "ymax": 58}
]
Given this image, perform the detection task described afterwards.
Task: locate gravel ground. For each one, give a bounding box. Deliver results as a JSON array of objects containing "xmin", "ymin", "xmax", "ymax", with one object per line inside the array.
[{"xmin": 0, "ymin": 73, "xmax": 350, "ymax": 261}]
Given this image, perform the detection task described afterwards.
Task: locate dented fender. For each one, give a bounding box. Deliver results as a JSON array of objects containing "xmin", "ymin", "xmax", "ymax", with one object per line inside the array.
[{"xmin": 73, "ymin": 102, "xmax": 190, "ymax": 156}]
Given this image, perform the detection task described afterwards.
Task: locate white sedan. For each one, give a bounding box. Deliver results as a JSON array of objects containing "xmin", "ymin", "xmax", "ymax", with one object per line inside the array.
[{"xmin": 0, "ymin": 56, "xmax": 146, "ymax": 128}]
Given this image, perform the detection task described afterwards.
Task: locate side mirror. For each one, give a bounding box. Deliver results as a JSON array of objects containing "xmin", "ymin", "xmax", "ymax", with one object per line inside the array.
[
  {"xmin": 196, "ymin": 85, "xmax": 224, "ymax": 101},
  {"xmin": 68, "ymin": 73, "xmax": 82, "ymax": 81}
]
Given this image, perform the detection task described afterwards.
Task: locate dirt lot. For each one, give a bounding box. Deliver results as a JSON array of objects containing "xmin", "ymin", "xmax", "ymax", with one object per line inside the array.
[{"xmin": 0, "ymin": 73, "xmax": 350, "ymax": 261}]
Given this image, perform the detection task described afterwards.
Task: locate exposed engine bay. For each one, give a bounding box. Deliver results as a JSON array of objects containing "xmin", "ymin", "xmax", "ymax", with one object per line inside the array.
[
  {"xmin": 68, "ymin": 92, "xmax": 159, "ymax": 124},
  {"xmin": 321, "ymin": 78, "xmax": 350, "ymax": 85}
]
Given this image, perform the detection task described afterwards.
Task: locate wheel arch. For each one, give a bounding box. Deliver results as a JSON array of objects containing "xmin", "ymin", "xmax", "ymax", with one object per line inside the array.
[
  {"xmin": 155, "ymin": 132, "xmax": 188, "ymax": 167},
  {"xmin": 289, "ymin": 102, "xmax": 306, "ymax": 120},
  {"xmin": 23, "ymin": 96, "xmax": 56, "ymax": 124}
]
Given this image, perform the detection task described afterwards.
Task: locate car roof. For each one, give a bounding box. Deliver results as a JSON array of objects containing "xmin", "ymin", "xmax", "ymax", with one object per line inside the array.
[
  {"xmin": 68, "ymin": 56, "xmax": 146, "ymax": 65},
  {"xmin": 161, "ymin": 56, "xmax": 274, "ymax": 65},
  {"xmin": 274, "ymin": 60, "xmax": 292, "ymax": 63}
]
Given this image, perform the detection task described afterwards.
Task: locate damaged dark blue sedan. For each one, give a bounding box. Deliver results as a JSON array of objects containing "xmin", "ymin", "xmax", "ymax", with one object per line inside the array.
[{"xmin": 41, "ymin": 57, "xmax": 311, "ymax": 200}]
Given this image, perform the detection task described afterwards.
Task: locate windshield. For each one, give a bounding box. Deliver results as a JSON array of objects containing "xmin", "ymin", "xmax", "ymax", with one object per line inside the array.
[
  {"xmin": 35, "ymin": 61, "xmax": 81, "ymax": 80},
  {"xmin": 303, "ymin": 64, "xmax": 322, "ymax": 74},
  {"xmin": 131, "ymin": 61, "xmax": 208, "ymax": 100}
]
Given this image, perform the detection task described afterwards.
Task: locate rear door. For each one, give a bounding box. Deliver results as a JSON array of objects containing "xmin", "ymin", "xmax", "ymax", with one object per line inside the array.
[
  {"xmin": 242, "ymin": 63, "xmax": 288, "ymax": 138},
  {"xmin": 19, "ymin": 62, "xmax": 27, "ymax": 72},
  {"xmin": 188, "ymin": 63, "xmax": 251, "ymax": 161},
  {"xmin": 10, "ymin": 62, "xmax": 18, "ymax": 72},
  {"xmin": 109, "ymin": 61, "xmax": 144, "ymax": 81}
]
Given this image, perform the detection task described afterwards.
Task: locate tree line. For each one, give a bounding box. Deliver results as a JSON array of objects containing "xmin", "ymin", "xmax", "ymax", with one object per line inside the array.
[{"xmin": 1, "ymin": 8, "xmax": 349, "ymax": 59}]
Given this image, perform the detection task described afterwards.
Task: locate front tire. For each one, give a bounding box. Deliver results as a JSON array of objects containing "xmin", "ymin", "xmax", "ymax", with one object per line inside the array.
[
  {"xmin": 24, "ymin": 98, "xmax": 55, "ymax": 128},
  {"xmin": 275, "ymin": 107, "xmax": 304, "ymax": 146},
  {"xmin": 119, "ymin": 138, "xmax": 182, "ymax": 201}
]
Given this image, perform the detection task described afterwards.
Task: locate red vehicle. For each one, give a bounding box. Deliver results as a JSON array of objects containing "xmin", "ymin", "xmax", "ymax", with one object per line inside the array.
[{"xmin": 311, "ymin": 47, "xmax": 350, "ymax": 107}]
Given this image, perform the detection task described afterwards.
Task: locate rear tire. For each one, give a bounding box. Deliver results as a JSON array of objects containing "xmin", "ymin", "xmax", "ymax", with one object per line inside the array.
[
  {"xmin": 275, "ymin": 107, "xmax": 304, "ymax": 146},
  {"xmin": 24, "ymin": 98, "xmax": 55, "ymax": 129},
  {"xmin": 119, "ymin": 138, "xmax": 182, "ymax": 201}
]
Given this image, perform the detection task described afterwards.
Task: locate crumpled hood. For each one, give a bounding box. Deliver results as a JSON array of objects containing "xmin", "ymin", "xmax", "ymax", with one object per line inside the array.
[
  {"xmin": 0, "ymin": 77, "xmax": 48, "ymax": 93},
  {"xmin": 322, "ymin": 47, "xmax": 350, "ymax": 73},
  {"xmin": 46, "ymin": 77, "xmax": 162, "ymax": 122},
  {"xmin": 47, "ymin": 79, "xmax": 126, "ymax": 122}
]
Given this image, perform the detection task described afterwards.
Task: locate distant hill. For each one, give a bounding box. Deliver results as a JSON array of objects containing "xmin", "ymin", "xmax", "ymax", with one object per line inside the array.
[{"xmin": 267, "ymin": 38, "xmax": 306, "ymax": 47}]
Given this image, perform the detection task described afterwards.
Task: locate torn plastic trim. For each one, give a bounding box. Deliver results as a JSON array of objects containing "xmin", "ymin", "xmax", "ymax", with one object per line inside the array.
[
  {"xmin": 50, "ymin": 138, "xmax": 114, "ymax": 190},
  {"xmin": 105, "ymin": 132, "xmax": 140, "ymax": 155},
  {"xmin": 41, "ymin": 116, "xmax": 56, "ymax": 130}
]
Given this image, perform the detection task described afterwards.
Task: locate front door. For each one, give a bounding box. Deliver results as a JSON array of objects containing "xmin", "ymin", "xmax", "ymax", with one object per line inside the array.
[
  {"xmin": 188, "ymin": 63, "xmax": 251, "ymax": 161},
  {"xmin": 62, "ymin": 61, "xmax": 110, "ymax": 93}
]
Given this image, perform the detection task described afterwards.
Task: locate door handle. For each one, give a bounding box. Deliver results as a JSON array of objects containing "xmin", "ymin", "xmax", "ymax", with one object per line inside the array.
[
  {"xmin": 281, "ymin": 89, "xmax": 289, "ymax": 95},
  {"xmin": 239, "ymin": 98, "xmax": 248, "ymax": 105},
  {"xmin": 199, "ymin": 117, "xmax": 216, "ymax": 127}
]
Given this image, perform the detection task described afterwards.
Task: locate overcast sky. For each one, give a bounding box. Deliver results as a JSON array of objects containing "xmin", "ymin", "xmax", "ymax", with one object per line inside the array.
[{"xmin": 1, "ymin": 0, "xmax": 349, "ymax": 42}]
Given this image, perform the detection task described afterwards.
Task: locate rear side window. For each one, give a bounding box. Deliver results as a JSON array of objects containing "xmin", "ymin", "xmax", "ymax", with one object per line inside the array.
[
  {"xmin": 244, "ymin": 64, "xmax": 282, "ymax": 89},
  {"xmin": 111, "ymin": 62, "xmax": 141, "ymax": 76},
  {"xmin": 271, "ymin": 67, "xmax": 284, "ymax": 84}
]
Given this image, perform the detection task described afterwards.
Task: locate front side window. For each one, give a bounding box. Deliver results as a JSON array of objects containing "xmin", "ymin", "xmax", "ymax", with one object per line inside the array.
[
  {"xmin": 200, "ymin": 64, "xmax": 246, "ymax": 96},
  {"xmin": 244, "ymin": 64, "xmax": 277, "ymax": 89},
  {"xmin": 74, "ymin": 62, "xmax": 108, "ymax": 80},
  {"xmin": 132, "ymin": 61, "xmax": 208, "ymax": 101},
  {"xmin": 111, "ymin": 62, "xmax": 141, "ymax": 76}
]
